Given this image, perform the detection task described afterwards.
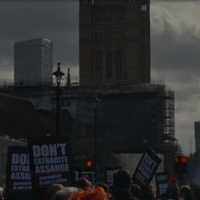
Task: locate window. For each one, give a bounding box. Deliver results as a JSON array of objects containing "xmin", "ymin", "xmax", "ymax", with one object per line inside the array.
[
  {"xmin": 106, "ymin": 50, "xmax": 112, "ymax": 78},
  {"xmin": 96, "ymin": 50, "xmax": 103, "ymax": 76},
  {"xmin": 115, "ymin": 50, "xmax": 122, "ymax": 78},
  {"xmin": 141, "ymin": 5, "xmax": 146, "ymax": 11}
]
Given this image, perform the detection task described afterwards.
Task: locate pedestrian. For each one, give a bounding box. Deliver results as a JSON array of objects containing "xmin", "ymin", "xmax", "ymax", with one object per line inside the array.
[
  {"xmin": 193, "ymin": 187, "xmax": 200, "ymax": 200},
  {"xmin": 112, "ymin": 169, "xmax": 136, "ymax": 200},
  {"xmin": 2, "ymin": 184, "xmax": 5, "ymax": 200},
  {"xmin": 179, "ymin": 185, "xmax": 193, "ymax": 200},
  {"xmin": 141, "ymin": 183, "xmax": 157, "ymax": 200},
  {"xmin": 97, "ymin": 182, "xmax": 110, "ymax": 194},
  {"xmin": 74, "ymin": 178, "xmax": 93, "ymax": 190},
  {"xmin": 130, "ymin": 184, "xmax": 141, "ymax": 200},
  {"xmin": 96, "ymin": 182, "xmax": 112, "ymax": 200},
  {"xmin": 53, "ymin": 186, "xmax": 78, "ymax": 200},
  {"xmin": 45, "ymin": 183, "xmax": 64, "ymax": 200},
  {"xmin": 109, "ymin": 186, "xmax": 115, "ymax": 195},
  {"xmin": 69, "ymin": 185, "xmax": 109, "ymax": 200},
  {"xmin": 160, "ymin": 181, "xmax": 181, "ymax": 200}
]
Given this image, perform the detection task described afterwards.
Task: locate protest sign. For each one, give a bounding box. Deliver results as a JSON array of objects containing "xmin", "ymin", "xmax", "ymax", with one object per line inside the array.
[
  {"xmin": 27, "ymin": 136, "xmax": 74, "ymax": 200},
  {"xmin": 132, "ymin": 147, "xmax": 161, "ymax": 192},
  {"xmin": 105, "ymin": 166, "xmax": 122, "ymax": 187},
  {"xmin": 155, "ymin": 172, "xmax": 169, "ymax": 197},
  {"xmin": 5, "ymin": 146, "xmax": 32, "ymax": 200},
  {"xmin": 81, "ymin": 172, "xmax": 94, "ymax": 185}
]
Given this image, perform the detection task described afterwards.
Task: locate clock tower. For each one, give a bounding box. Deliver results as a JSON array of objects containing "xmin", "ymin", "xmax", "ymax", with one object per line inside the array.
[{"xmin": 79, "ymin": 0, "xmax": 150, "ymax": 87}]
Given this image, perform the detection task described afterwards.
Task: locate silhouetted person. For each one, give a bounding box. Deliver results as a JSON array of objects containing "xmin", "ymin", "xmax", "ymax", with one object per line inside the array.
[
  {"xmin": 141, "ymin": 183, "xmax": 157, "ymax": 200},
  {"xmin": 130, "ymin": 184, "xmax": 141, "ymax": 200},
  {"xmin": 112, "ymin": 169, "xmax": 136, "ymax": 200},
  {"xmin": 179, "ymin": 185, "xmax": 194, "ymax": 200},
  {"xmin": 193, "ymin": 187, "xmax": 200, "ymax": 200},
  {"xmin": 74, "ymin": 178, "xmax": 93, "ymax": 190},
  {"xmin": 160, "ymin": 181, "xmax": 181, "ymax": 200}
]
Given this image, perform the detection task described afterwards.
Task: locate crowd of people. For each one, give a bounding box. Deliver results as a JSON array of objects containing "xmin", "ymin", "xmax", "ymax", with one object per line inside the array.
[
  {"xmin": 41, "ymin": 169, "xmax": 200, "ymax": 200},
  {"xmin": 1, "ymin": 169, "xmax": 200, "ymax": 200}
]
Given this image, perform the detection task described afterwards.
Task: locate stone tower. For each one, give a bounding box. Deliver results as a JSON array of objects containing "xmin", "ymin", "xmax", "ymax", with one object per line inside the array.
[
  {"xmin": 67, "ymin": 68, "xmax": 71, "ymax": 87},
  {"xmin": 79, "ymin": 0, "xmax": 150, "ymax": 87}
]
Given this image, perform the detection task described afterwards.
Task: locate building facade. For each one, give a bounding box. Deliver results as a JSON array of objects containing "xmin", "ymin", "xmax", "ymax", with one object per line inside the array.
[
  {"xmin": 14, "ymin": 38, "xmax": 53, "ymax": 86},
  {"xmin": 69, "ymin": 83, "xmax": 175, "ymax": 180},
  {"xmin": 79, "ymin": 0, "xmax": 150, "ymax": 87}
]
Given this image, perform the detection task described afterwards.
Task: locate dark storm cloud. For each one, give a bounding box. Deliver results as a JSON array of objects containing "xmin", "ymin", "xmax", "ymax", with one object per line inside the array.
[
  {"xmin": 151, "ymin": 24, "xmax": 200, "ymax": 73},
  {"xmin": 0, "ymin": 1, "xmax": 79, "ymax": 71}
]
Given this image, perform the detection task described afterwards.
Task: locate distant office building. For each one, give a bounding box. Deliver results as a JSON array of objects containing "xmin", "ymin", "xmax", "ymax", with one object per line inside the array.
[
  {"xmin": 195, "ymin": 122, "xmax": 200, "ymax": 152},
  {"xmin": 14, "ymin": 38, "xmax": 53, "ymax": 86},
  {"xmin": 79, "ymin": 0, "xmax": 150, "ymax": 87}
]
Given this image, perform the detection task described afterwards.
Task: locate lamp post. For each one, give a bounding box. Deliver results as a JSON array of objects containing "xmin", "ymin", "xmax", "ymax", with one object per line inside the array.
[
  {"xmin": 53, "ymin": 63, "xmax": 65, "ymax": 136},
  {"xmin": 92, "ymin": 94, "xmax": 100, "ymax": 183}
]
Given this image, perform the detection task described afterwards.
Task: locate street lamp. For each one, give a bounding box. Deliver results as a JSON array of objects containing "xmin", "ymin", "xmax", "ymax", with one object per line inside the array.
[
  {"xmin": 53, "ymin": 63, "xmax": 65, "ymax": 136},
  {"xmin": 92, "ymin": 94, "xmax": 100, "ymax": 183}
]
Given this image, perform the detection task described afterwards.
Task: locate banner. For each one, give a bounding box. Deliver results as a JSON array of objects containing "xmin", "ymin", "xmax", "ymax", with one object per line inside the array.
[
  {"xmin": 5, "ymin": 146, "xmax": 32, "ymax": 200},
  {"xmin": 81, "ymin": 172, "xmax": 94, "ymax": 185},
  {"xmin": 27, "ymin": 136, "xmax": 74, "ymax": 200},
  {"xmin": 105, "ymin": 166, "xmax": 122, "ymax": 187},
  {"xmin": 132, "ymin": 147, "xmax": 162, "ymax": 192},
  {"xmin": 155, "ymin": 172, "xmax": 169, "ymax": 197}
]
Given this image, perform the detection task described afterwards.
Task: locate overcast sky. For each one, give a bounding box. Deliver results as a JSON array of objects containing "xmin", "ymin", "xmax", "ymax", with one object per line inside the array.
[{"xmin": 0, "ymin": 0, "xmax": 199, "ymax": 157}]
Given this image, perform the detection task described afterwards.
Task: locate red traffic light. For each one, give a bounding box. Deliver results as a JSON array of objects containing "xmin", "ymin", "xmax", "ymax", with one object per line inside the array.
[
  {"xmin": 173, "ymin": 156, "xmax": 187, "ymax": 163},
  {"xmin": 85, "ymin": 160, "xmax": 93, "ymax": 168},
  {"xmin": 180, "ymin": 156, "xmax": 187, "ymax": 164},
  {"xmin": 173, "ymin": 157, "xmax": 179, "ymax": 163}
]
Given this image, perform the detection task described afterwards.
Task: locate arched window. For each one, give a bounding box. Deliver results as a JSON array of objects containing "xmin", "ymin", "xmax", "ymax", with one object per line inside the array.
[
  {"xmin": 96, "ymin": 50, "xmax": 102, "ymax": 79},
  {"xmin": 106, "ymin": 50, "xmax": 112, "ymax": 78},
  {"xmin": 115, "ymin": 50, "xmax": 122, "ymax": 78}
]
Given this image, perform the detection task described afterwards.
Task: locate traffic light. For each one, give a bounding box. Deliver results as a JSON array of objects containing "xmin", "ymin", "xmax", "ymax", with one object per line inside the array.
[
  {"xmin": 173, "ymin": 157, "xmax": 180, "ymax": 177},
  {"xmin": 173, "ymin": 156, "xmax": 188, "ymax": 177},
  {"xmin": 180, "ymin": 156, "xmax": 187, "ymax": 176},
  {"xmin": 85, "ymin": 160, "xmax": 93, "ymax": 172}
]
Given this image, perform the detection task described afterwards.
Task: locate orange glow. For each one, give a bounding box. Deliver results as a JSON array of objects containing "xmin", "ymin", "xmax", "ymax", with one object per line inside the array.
[
  {"xmin": 173, "ymin": 157, "xmax": 179, "ymax": 163},
  {"xmin": 85, "ymin": 161, "xmax": 93, "ymax": 168},
  {"xmin": 180, "ymin": 156, "xmax": 187, "ymax": 163}
]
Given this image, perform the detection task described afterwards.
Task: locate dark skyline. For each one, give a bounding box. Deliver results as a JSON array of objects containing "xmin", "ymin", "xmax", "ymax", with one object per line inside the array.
[{"xmin": 0, "ymin": 0, "xmax": 199, "ymax": 156}]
